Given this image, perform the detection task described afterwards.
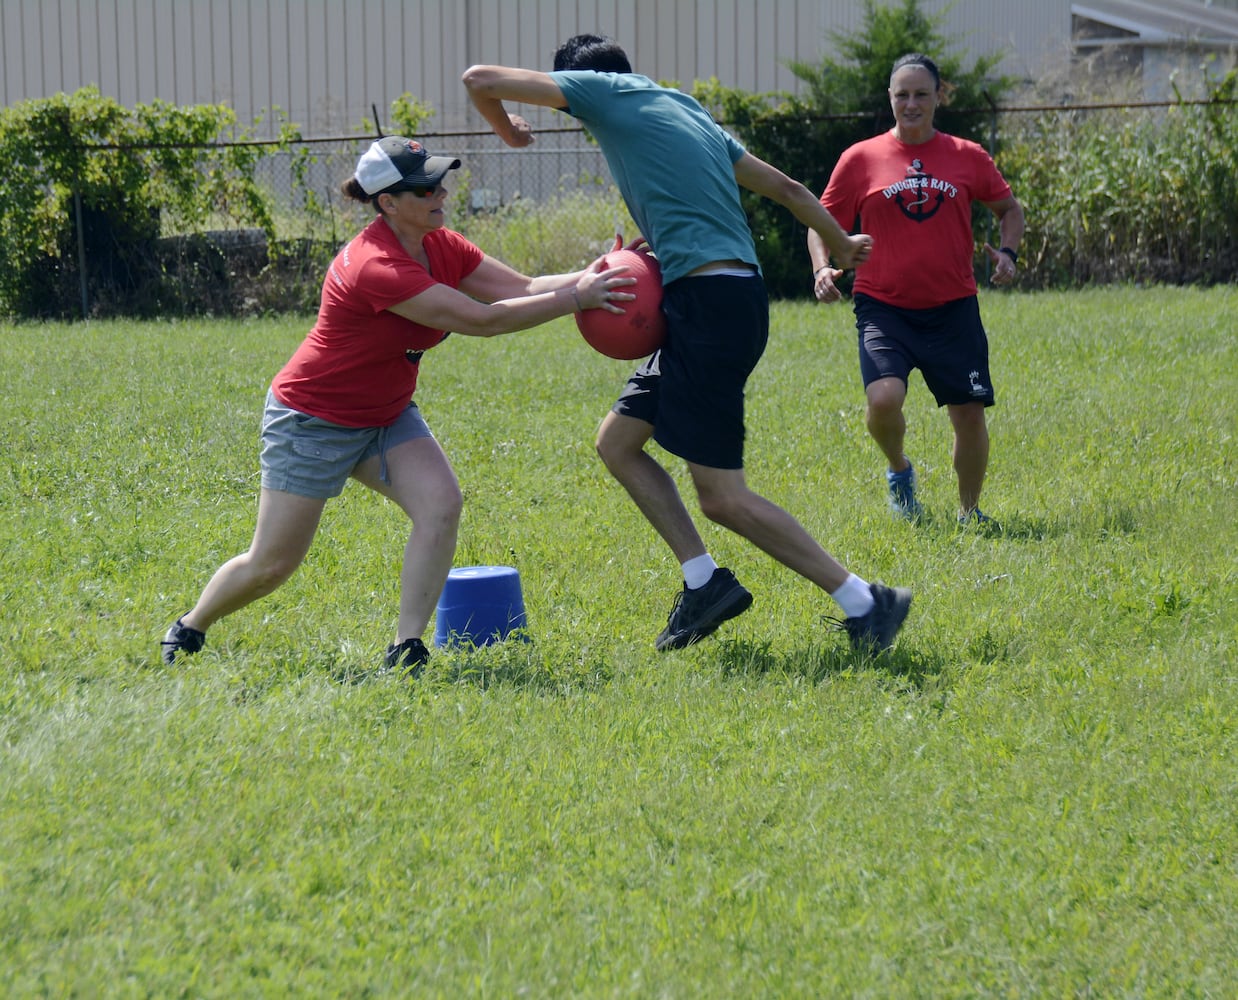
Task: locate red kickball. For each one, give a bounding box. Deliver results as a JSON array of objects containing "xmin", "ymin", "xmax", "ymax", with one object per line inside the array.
[{"xmin": 575, "ymin": 248, "xmax": 667, "ymax": 360}]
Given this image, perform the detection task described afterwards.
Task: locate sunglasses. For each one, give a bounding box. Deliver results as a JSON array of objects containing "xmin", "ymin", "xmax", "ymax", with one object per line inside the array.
[{"xmin": 396, "ymin": 183, "xmax": 442, "ymax": 199}]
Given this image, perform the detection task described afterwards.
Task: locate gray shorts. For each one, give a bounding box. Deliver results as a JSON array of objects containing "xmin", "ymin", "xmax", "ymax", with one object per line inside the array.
[{"xmin": 259, "ymin": 389, "xmax": 434, "ymax": 499}]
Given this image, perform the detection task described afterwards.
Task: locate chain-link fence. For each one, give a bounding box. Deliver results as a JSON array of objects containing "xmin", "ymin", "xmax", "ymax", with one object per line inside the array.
[
  {"xmin": 18, "ymin": 95, "xmax": 1238, "ymax": 319},
  {"xmin": 36, "ymin": 126, "xmax": 632, "ymax": 319}
]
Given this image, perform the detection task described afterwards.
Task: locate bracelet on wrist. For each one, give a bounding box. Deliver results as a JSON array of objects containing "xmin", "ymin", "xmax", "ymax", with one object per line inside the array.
[
  {"xmin": 998, "ymin": 247, "xmax": 1018, "ymax": 264},
  {"xmin": 813, "ymin": 264, "xmax": 832, "ymax": 276},
  {"xmin": 571, "ymin": 287, "xmax": 582, "ymax": 311}
]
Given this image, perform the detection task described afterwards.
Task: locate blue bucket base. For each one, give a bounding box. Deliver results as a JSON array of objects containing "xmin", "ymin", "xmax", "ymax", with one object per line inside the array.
[{"xmin": 433, "ymin": 565, "xmax": 530, "ymax": 648}]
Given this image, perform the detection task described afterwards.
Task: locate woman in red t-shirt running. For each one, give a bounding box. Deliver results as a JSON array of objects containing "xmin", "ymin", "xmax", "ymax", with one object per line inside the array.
[
  {"xmin": 161, "ymin": 135, "xmax": 634, "ymax": 676},
  {"xmin": 809, "ymin": 53, "xmax": 1025, "ymax": 530}
]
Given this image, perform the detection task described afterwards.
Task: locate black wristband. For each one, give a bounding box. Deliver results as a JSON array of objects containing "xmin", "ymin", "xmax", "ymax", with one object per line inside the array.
[{"xmin": 999, "ymin": 246, "xmax": 1018, "ymax": 264}]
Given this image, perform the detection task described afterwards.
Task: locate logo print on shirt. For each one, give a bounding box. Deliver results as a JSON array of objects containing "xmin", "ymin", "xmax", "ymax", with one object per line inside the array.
[{"xmin": 882, "ymin": 158, "xmax": 958, "ymax": 223}]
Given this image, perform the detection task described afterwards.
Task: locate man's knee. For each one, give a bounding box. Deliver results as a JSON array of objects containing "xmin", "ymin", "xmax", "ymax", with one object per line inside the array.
[
  {"xmin": 594, "ymin": 430, "xmax": 623, "ymax": 472},
  {"xmin": 595, "ymin": 416, "xmax": 646, "ymax": 470},
  {"xmin": 697, "ymin": 482, "xmax": 751, "ymax": 527}
]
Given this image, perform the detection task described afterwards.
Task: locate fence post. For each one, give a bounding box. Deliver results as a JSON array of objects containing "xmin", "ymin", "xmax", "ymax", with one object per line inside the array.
[{"xmin": 73, "ymin": 188, "xmax": 89, "ymax": 319}]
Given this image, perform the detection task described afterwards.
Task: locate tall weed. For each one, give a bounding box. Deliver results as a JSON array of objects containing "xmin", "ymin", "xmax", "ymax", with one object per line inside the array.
[{"xmin": 998, "ymin": 73, "xmax": 1237, "ymax": 286}]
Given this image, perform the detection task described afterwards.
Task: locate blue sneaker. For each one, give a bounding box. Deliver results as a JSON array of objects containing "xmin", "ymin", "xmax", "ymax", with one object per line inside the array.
[{"xmin": 886, "ymin": 462, "xmax": 924, "ymax": 521}]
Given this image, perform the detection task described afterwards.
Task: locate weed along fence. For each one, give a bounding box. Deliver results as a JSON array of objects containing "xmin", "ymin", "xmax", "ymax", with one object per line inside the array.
[
  {"xmin": 6, "ymin": 95, "xmax": 1235, "ymax": 320},
  {"xmin": 28, "ymin": 127, "xmax": 628, "ymax": 320}
]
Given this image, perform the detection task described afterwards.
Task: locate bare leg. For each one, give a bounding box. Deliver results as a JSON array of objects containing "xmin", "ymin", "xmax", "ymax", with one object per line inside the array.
[
  {"xmin": 596, "ymin": 410, "xmax": 707, "ymax": 564},
  {"xmin": 595, "ymin": 410, "xmax": 905, "ymax": 649},
  {"xmin": 352, "ymin": 435, "xmax": 462, "ymax": 642},
  {"xmin": 688, "ymin": 464, "xmax": 850, "ymax": 594},
  {"xmin": 947, "ymin": 402, "xmax": 989, "ymax": 515},
  {"xmin": 181, "ymin": 489, "xmax": 326, "ymax": 632},
  {"xmin": 865, "ymin": 376, "xmax": 910, "ymax": 472}
]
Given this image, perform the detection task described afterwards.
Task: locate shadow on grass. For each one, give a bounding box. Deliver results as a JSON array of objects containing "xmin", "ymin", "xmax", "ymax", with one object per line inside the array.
[
  {"xmin": 331, "ymin": 638, "xmax": 617, "ymax": 694},
  {"xmin": 924, "ymin": 506, "xmax": 1141, "ymax": 543},
  {"xmin": 714, "ymin": 637, "xmax": 956, "ymax": 691}
]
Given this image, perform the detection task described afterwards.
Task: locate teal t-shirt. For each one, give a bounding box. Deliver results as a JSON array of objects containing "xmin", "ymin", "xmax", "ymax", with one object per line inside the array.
[{"xmin": 550, "ymin": 70, "xmax": 759, "ymax": 284}]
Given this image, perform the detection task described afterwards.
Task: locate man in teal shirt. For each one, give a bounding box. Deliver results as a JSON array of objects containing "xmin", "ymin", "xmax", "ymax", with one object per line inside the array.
[{"xmin": 464, "ymin": 34, "xmax": 912, "ymax": 655}]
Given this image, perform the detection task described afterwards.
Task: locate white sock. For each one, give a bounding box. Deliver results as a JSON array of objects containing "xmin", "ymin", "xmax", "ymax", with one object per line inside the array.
[
  {"xmin": 832, "ymin": 574, "xmax": 875, "ymax": 618},
  {"xmin": 682, "ymin": 554, "xmax": 719, "ymax": 590}
]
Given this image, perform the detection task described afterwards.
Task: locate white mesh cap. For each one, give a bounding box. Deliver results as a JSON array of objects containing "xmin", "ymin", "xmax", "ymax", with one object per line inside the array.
[{"xmin": 355, "ymin": 136, "xmax": 461, "ymax": 195}]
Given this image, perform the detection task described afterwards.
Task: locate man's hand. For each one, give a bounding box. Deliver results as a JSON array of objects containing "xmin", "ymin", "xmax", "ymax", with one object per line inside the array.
[
  {"xmin": 832, "ymin": 234, "xmax": 873, "ymax": 270},
  {"xmin": 612, "ymin": 233, "xmax": 652, "ymax": 255},
  {"xmin": 502, "ymin": 114, "xmax": 535, "ymax": 148}
]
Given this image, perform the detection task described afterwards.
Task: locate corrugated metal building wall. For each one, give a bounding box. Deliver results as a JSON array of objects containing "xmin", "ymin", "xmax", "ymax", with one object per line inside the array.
[{"xmin": 1, "ymin": 1, "xmax": 1073, "ymax": 136}]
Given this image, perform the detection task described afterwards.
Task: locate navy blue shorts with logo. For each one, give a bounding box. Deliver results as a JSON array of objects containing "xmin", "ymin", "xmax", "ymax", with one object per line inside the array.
[
  {"xmin": 853, "ymin": 293, "xmax": 995, "ymax": 407},
  {"xmin": 612, "ymin": 272, "xmax": 769, "ymax": 470}
]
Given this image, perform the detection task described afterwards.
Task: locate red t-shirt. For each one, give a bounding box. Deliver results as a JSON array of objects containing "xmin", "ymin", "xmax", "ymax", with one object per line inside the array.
[
  {"xmin": 272, "ymin": 219, "xmax": 484, "ymax": 426},
  {"xmin": 822, "ymin": 131, "xmax": 1012, "ymax": 310}
]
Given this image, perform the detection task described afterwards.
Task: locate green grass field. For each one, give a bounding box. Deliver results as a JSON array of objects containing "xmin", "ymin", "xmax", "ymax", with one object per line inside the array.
[{"xmin": 1, "ymin": 286, "xmax": 1234, "ymax": 997}]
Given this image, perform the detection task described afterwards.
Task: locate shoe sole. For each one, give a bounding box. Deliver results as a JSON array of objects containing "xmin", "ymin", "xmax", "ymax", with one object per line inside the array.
[{"xmin": 656, "ymin": 587, "xmax": 754, "ymax": 651}]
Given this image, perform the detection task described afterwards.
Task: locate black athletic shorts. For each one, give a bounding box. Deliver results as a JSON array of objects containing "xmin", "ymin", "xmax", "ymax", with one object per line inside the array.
[
  {"xmin": 853, "ymin": 293, "xmax": 995, "ymax": 407},
  {"xmin": 612, "ymin": 272, "xmax": 769, "ymax": 470}
]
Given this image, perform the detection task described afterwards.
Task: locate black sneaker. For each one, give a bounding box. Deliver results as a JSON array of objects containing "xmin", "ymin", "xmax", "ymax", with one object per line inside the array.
[
  {"xmin": 840, "ymin": 583, "xmax": 912, "ymax": 654},
  {"xmin": 655, "ymin": 567, "xmax": 753, "ymax": 651},
  {"xmin": 161, "ymin": 617, "xmax": 206, "ymax": 665},
  {"xmin": 384, "ymin": 637, "xmax": 430, "ymax": 679}
]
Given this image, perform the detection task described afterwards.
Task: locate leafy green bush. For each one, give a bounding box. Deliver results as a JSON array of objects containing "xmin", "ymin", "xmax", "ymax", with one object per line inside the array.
[{"xmin": 0, "ymin": 86, "xmax": 303, "ymax": 318}]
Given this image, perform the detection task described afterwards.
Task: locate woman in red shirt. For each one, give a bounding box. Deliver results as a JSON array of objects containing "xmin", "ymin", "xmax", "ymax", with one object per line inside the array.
[
  {"xmin": 809, "ymin": 54, "xmax": 1024, "ymax": 529},
  {"xmin": 162, "ymin": 135, "xmax": 633, "ymax": 676}
]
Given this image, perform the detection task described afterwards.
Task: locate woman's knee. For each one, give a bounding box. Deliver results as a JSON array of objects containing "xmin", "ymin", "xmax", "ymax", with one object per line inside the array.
[
  {"xmin": 246, "ymin": 550, "xmax": 303, "ymax": 592},
  {"xmin": 949, "ymin": 402, "xmax": 987, "ymax": 432},
  {"xmin": 440, "ymin": 495, "xmax": 463, "ymax": 536},
  {"xmin": 437, "ymin": 480, "xmax": 464, "ymax": 522},
  {"xmin": 866, "ymin": 383, "xmax": 905, "ymax": 418}
]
